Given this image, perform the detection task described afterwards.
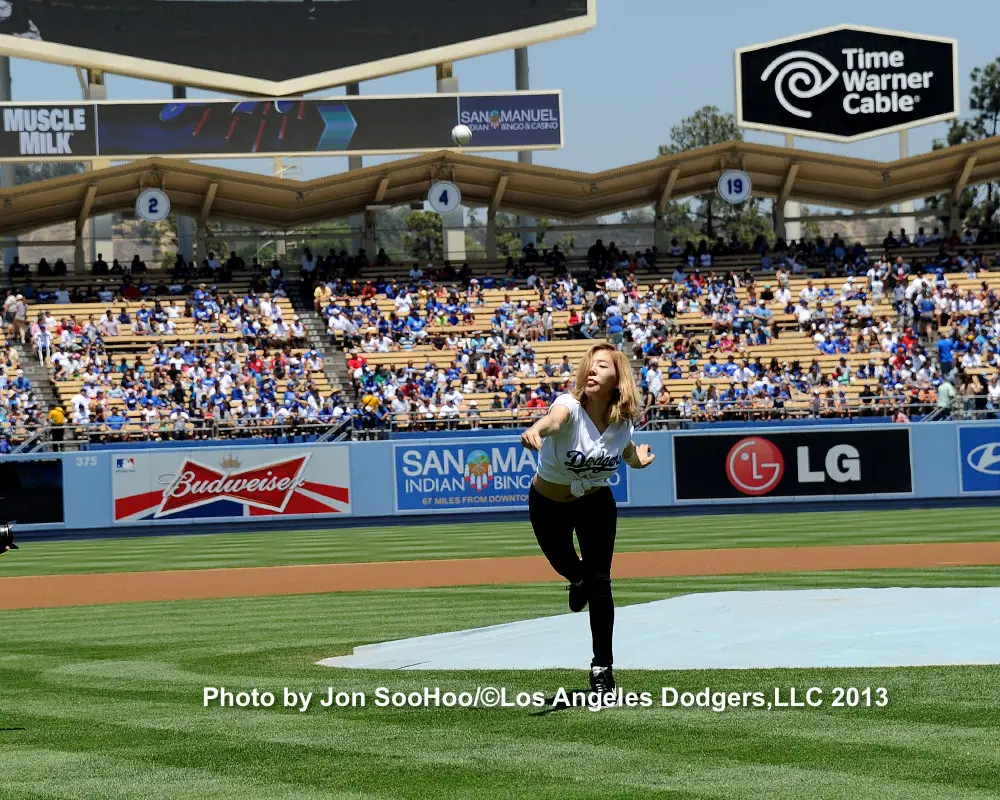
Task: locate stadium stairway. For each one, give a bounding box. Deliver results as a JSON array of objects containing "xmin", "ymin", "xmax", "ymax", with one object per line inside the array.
[
  {"xmin": 16, "ymin": 344, "xmax": 61, "ymax": 415},
  {"xmin": 287, "ymin": 283, "xmax": 348, "ymax": 396}
]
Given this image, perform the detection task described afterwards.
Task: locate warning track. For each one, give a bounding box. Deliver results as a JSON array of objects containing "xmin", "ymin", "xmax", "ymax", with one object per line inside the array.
[{"xmin": 2, "ymin": 542, "xmax": 1000, "ymax": 610}]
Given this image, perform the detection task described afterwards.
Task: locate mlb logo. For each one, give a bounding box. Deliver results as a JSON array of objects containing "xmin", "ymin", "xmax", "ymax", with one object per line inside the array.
[{"xmin": 116, "ymin": 457, "xmax": 136, "ymax": 471}]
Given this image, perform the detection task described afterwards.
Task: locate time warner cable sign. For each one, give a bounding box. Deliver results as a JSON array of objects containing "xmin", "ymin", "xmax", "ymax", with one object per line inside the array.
[
  {"xmin": 736, "ymin": 25, "xmax": 958, "ymax": 142},
  {"xmin": 393, "ymin": 442, "xmax": 629, "ymax": 514}
]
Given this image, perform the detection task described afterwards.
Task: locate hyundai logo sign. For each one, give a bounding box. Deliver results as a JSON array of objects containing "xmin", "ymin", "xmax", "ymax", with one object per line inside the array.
[{"xmin": 967, "ymin": 442, "xmax": 1000, "ymax": 476}]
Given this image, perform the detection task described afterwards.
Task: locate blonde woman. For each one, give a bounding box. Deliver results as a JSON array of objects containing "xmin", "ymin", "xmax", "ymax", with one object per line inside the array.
[{"xmin": 521, "ymin": 342, "xmax": 655, "ymax": 698}]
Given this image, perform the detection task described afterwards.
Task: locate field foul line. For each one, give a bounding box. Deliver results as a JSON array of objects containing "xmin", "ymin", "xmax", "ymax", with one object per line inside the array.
[{"xmin": 3, "ymin": 542, "xmax": 1000, "ymax": 610}]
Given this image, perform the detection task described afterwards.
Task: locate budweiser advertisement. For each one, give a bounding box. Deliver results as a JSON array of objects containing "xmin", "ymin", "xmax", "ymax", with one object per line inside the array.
[{"xmin": 112, "ymin": 446, "xmax": 352, "ymax": 524}]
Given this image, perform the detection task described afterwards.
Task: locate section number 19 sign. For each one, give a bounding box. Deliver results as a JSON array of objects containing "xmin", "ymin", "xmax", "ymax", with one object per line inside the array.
[{"xmin": 718, "ymin": 170, "xmax": 752, "ymax": 204}]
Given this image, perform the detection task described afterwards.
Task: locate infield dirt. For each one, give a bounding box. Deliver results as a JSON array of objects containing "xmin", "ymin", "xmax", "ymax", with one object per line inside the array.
[{"xmin": 3, "ymin": 541, "xmax": 1000, "ymax": 610}]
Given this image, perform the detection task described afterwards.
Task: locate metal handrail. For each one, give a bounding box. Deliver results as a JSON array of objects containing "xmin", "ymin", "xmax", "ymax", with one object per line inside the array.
[
  {"xmin": 317, "ymin": 416, "xmax": 353, "ymax": 442},
  {"xmin": 9, "ymin": 426, "xmax": 47, "ymax": 454},
  {"xmin": 635, "ymin": 395, "xmax": 995, "ymax": 428},
  {"xmin": 7, "ymin": 419, "xmax": 345, "ymax": 446}
]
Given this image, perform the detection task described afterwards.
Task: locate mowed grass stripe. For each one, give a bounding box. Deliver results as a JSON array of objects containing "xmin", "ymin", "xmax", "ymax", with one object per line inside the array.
[
  {"xmin": 2, "ymin": 571, "xmax": 1000, "ymax": 800},
  {"xmin": 8, "ymin": 507, "xmax": 1000, "ymax": 577}
]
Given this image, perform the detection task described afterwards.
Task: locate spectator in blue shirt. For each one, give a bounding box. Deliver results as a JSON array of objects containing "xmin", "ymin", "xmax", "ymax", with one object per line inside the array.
[
  {"xmin": 107, "ymin": 411, "xmax": 127, "ymax": 432},
  {"xmin": 605, "ymin": 311, "xmax": 625, "ymax": 349},
  {"xmin": 936, "ymin": 335, "xmax": 957, "ymax": 369}
]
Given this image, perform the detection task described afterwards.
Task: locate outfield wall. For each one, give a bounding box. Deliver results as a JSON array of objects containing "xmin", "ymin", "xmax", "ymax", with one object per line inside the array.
[{"xmin": 4, "ymin": 421, "xmax": 999, "ymax": 533}]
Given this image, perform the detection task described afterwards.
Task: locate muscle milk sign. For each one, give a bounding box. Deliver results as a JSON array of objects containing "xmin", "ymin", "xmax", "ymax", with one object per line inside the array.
[
  {"xmin": 0, "ymin": 105, "xmax": 97, "ymax": 158},
  {"xmin": 736, "ymin": 25, "xmax": 958, "ymax": 142}
]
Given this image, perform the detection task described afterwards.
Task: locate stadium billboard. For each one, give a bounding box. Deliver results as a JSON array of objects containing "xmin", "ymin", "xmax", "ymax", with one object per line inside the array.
[
  {"xmin": 672, "ymin": 428, "xmax": 914, "ymax": 503},
  {"xmin": 0, "ymin": 0, "xmax": 596, "ymax": 96},
  {"xmin": 0, "ymin": 92, "xmax": 563, "ymax": 161},
  {"xmin": 735, "ymin": 25, "xmax": 959, "ymax": 142},
  {"xmin": 393, "ymin": 441, "xmax": 629, "ymax": 514},
  {"xmin": 958, "ymin": 425, "xmax": 1000, "ymax": 495},
  {"xmin": 112, "ymin": 445, "xmax": 352, "ymax": 524}
]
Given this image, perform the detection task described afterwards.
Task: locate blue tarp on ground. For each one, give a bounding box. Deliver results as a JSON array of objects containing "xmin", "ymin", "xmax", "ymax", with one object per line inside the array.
[{"xmin": 318, "ymin": 587, "xmax": 1000, "ymax": 670}]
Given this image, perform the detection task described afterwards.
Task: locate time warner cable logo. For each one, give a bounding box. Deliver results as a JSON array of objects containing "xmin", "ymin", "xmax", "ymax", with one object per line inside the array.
[{"xmin": 761, "ymin": 47, "xmax": 936, "ymax": 118}]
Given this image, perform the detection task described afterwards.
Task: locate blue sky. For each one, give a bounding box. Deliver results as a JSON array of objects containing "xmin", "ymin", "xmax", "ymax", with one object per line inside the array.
[{"xmin": 5, "ymin": 0, "xmax": 997, "ymax": 181}]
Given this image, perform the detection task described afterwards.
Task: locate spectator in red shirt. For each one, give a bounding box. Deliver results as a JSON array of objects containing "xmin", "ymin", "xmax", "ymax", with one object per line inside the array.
[{"xmin": 347, "ymin": 351, "xmax": 367, "ymax": 373}]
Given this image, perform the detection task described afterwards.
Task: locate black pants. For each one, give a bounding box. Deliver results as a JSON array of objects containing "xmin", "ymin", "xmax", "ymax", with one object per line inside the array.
[{"xmin": 528, "ymin": 485, "xmax": 618, "ymax": 667}]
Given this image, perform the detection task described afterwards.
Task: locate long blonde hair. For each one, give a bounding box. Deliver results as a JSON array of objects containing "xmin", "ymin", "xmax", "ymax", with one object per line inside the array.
[{"xmin": 570, "ymin": 342, "xmax": 641, "ymax": 426}]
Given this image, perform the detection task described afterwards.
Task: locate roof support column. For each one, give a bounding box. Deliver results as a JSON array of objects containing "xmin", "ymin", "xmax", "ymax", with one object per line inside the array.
[
  {"xmin": 782, "ymin": 134, "xmax": 802, "ymax": 244},
  {"xmin": 773, "ymin": 204, "xmax": 786, "ymax": 242},
  {"xmin": 437, "ymin": 63, "xmax": 466, "ymax": 263},
  {"xmin": 654, "ymin": 168, "xmax": 679, "ymax": 253},
  {"xmin": 775, "ymin": 161, "xmax": 800, "ymax": 244},
  {"xmin": 173, "ymin": 86, "xmax": 196, "ymax": 266},
  {"xmin": 195, "ymin": 224, "xmax": 209, "ymax": 265},
  {"xmin": 364, "ymin": 209, "xmax": 377, "ymax": 256},
  {"xmin": 73, "ymin": 185, "xmax": 97, "ymax": 274},
  {"xmin": 74, "ymin": 234, "xmax": 86, "ymax": 274},
  {"xmin": 346, "ymin": 82, "xmax": 365, "ymax": 257},
  {"xmin": 896, "ymin": 130, "xmax": 917, "ymax": 243},
  {"xmin": 949, "ymin": 153, "xmax": 977, "ymax": 239},
  {"xmin": 515, "ymin": 48, "xmax": 536, "ymax": 250},
  {"xmin": 84, "ymin": 70, "xmax": 115, "ymax": 268},
  {"xmin": 0, "ymin": 56, "xmax": 18, "ymax": 270},
  {"xmin": 486, "ymin": 175, "xmax": 508, "ymax": 262},
  {"xmin": 486, "ymin": 209, "xmax": 498, "ymax": 262},
  {"xmin": 193, "ymin": 181, "xmax": 218, "ymax": 266}
]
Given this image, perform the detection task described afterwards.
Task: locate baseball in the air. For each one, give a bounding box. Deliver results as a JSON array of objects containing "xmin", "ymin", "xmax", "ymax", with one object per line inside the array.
[{"xmin": 451, "ymin": 124, "xmax": 473, "ymax": 147}]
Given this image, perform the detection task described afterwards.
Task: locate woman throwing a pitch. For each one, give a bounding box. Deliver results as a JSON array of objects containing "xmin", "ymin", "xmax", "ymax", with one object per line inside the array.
[{"xmin": 521, "ymin": 342, "xmax": 655, "ymax": 695}]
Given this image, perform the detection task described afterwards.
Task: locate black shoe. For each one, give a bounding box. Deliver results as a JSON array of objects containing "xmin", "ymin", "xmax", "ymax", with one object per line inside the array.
[
  {"xmin": 567, "ymin": 580, "xmax": 588, "ymax": 613},
  {"xmin": 590, "ymin": 665, "xmax": 615, "ymax": 695}
]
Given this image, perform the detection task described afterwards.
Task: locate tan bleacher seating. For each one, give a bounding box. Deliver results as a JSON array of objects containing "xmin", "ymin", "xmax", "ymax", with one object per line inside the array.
[
  {"xmin": 8, "ymin": 240, "xmax": 995, "ymax": 434},
  {"xmin": 29, "ymin": 297, "xmax": 299, "ymax": 348},
  {"xmin": 51, "ymin": 346, "xmax": 333, "ymax": 439},
  {"xmin": 323, "ymin": 287, "xmax": 583, "ymax": 340},
  {"xmin": 350, "ymin": 267, "xmax": 997, "ymax": 422}
]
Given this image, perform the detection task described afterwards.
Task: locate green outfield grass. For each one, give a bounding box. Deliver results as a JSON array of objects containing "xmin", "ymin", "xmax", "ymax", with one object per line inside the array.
[
  {"xmin": 3, "ymin": 511, "xmax": 999, "ymax": 798},
  {"xmin": 5, "ymin": 506, "xmax": 1000, "ymax": 577},
  {"xmin": 2, "ymin": 569, "xmax": 1000, "ymax": 800}
]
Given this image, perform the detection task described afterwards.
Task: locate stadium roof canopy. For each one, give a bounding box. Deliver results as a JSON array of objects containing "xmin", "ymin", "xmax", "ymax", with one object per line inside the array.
[{"xmin": 2, "ymin": 136, "xmax": 1000, "ymax": 236}]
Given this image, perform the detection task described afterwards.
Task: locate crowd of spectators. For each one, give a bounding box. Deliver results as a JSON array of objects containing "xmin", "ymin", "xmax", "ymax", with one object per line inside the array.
[
  {"xmin": 1, "ymin": 270, "xmax": 346, "ymax": 442},
  {"xmin": 314, "ymin": 273, "xmax": 583, "ymax": 351},
  {"xmin": 2, "ymin": 227, "xmax": 999, "ymax": 446},
  {"xmin": 342, "ymin": 340, "xmax": 582, "ymax": 435},
  {"xmin": 622, "ymin": 231, "xmax": 1000, "ymax": 424},
  {"xmin": 660, "ymin": 227, "xmax": 1000, "ymax": 276},
  {"xmin": 53, "ymin": 337, "xmax": 339, "ymax": 443},
  {"xmin": 314, "ymin": 228, "xmax": 1000, "ymax": 430},
  {"xmin": 15, "ymin": 285, "xmax": 309, "ymax": 356}
]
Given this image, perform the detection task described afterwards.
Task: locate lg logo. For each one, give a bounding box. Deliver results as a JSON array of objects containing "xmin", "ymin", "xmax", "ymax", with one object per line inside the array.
[
  {"xmin": 726, "ymin": 438, "xmax": 784, "ymax": 496},
  {"xmin": 726, "ymin": 437, "xmax": 861, "ymax": 496}
]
